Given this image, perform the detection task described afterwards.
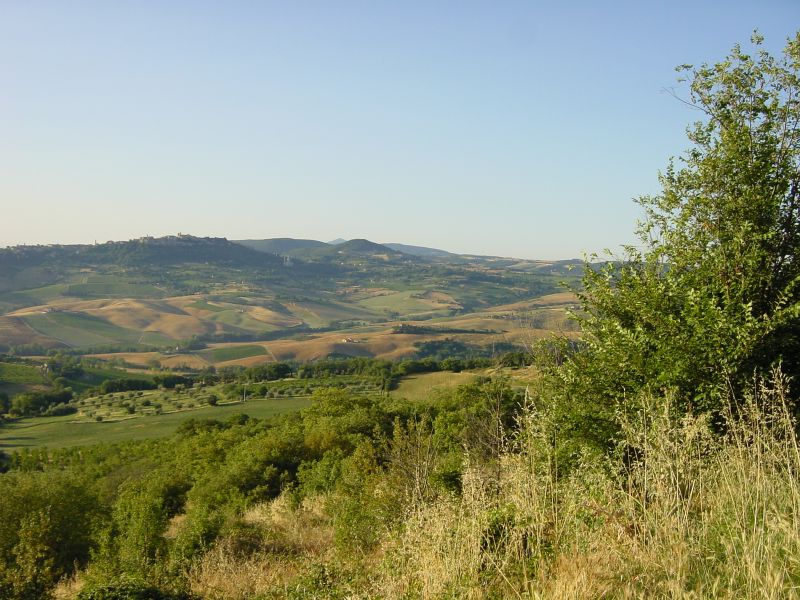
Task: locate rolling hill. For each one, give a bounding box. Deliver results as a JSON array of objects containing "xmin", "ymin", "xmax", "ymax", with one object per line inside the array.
[
  {"xmin": 382, "ymin": 242, "xmax": 455, "ymax": 258},
  {"xmin": 236, "ymin": 238, "xmax": 329, "ymax": 255},
  {"xmin": 0, "ymin": 234, "xmax": 581, "ymax": 361}
]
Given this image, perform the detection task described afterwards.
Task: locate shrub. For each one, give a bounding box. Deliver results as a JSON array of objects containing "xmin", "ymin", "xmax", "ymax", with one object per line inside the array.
[
  {"xmin": 43, "ymin": 404, "xmax": 77, "ymax": 417},
  {"xmin": 77, "ymin": 576, "xmax": 195, "ymax": 600},
  {"xmin": 558, "ymin": 33, "xmax": 800, "ymax": 453},
  {"xmin": 0, "ymin": 471, "xmax": 99, "ymax": 598}
]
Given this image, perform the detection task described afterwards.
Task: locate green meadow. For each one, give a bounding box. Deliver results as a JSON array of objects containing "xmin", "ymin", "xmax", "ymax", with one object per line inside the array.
[
  {"xmin": 390, "ymin": 370, "xmax": 477, "ymax": 401},
  {"xmin": 66, "ymin": 281, "xmax": 164, "ymax": 298},
  {"xmin": 0, "ymin": 362, "xmax": 45, "ymax": 386},
  {"xmin": 207, "ymin": 310, "xmax": 277, "ymax": 332},
  {"xmin": 204, "ymin": 344, "xmax": 268, "ymax": 362},
  {"xmin": 186, "ymin": 299, "xmax": 227, "ymax": 312},
  {"xmin": 0, "ymin": 395, "xmax": 310, "ymax": 452},
  {"xmin": 357, "ymin": 290, "xmax": 444, "ymax": 315},
  {"xmin": 22, "ymin": 312, "xmax": 147, "ymax": 348}
]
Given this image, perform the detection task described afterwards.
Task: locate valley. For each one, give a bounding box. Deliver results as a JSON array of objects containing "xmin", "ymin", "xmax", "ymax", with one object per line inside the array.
[
  {"xmin": 0, "ymin": 235, "xmax": 579, "ymax": 370},
  {"xmin": 0, "ymin": 234, "xmax": 575, "ymax": 454}
]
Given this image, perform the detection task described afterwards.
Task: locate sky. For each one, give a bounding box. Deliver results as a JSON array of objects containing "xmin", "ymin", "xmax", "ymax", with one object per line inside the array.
[{"xmin": 1, "ymin": 1, "xmax": 799, "ymax": 260}]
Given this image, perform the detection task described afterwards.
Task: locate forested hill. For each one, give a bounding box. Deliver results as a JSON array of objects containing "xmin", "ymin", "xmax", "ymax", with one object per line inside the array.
[
  {"xmin": 235, "ymin": 237, "xmax": 329, "ymax": 255},
  {"xmin": 0, "ymin": 235, "xmax": 284, "ymax": 270}
]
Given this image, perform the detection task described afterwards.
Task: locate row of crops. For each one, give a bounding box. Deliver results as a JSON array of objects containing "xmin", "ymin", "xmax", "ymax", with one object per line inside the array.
[{"xmin": 66, "ymin": 375, "xmax": 386, "ymax": 422}]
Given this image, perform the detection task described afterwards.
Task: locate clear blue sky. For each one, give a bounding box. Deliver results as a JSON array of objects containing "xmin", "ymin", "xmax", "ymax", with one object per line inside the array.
[{"xmin": 1, "ymin": 1, "xmax": 798, "ymax": 259}]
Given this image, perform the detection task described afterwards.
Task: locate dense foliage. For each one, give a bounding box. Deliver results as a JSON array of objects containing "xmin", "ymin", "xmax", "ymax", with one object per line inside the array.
[
  {"xmin": 0, "ymin": 378, "xmax": 522, "ymax": 598},
  {"xmin": 557, "ymin": 33, "xmax": 800, "ymax": 450}
]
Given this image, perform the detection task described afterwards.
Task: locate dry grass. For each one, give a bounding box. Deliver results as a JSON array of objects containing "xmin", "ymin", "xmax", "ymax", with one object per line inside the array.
[
  {"xmin": 187, "ymin": 494, "xmax": 335, "ymax": 599},
  {"xmin": 86, "ymin": 299, "xmax": 210, "ymax": 339},
  {"xmin": 53, "ymin": 374, "xmax": 800, "ymax": 599},
  {"xmin": 10, "ymin": 298, "xmax": 213, "ymax": 340},
  {"xmin": 52, "ymin": 573, "xmax": 85, "ymax": 600},
  {"xmin": 0, "ymin": 315, "xmax": 57, "ymax": 348},
  {"xmin": 390, "ymin": 371, "xmax": 477, "ymax": 401},
  {"xmin": 376, "ymin": 372, "xmax": 800, "ymax": 598},
  {"xmin": 242, "ymin": 494, "xmax": 333, "ymax": 556},
  {"xmin": 188, "ymin": 541, "xmax": 298, "ymax": 600}
]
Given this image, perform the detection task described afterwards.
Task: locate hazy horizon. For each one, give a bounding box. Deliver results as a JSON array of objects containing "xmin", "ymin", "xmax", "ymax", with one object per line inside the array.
[{"xmin": 0, "ymin": 232, "xmax": 584, "ymax": 262}]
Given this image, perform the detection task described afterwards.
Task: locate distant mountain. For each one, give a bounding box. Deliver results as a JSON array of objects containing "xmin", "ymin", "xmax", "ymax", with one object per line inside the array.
[
  {"xmin": 0, "ymin": 235, "xmax": 284, "ymax": 270},
  {"xmin": 327, "ymin": 238, "xmax": 348, "ymax": 245},
  {"xmin": 237, "ymin": 238, "xmax": 329, "ymax": 255},
  {"xmin": 333, "ymin": 239, "xmax": 400, "ymax": 255},
  {"xmin": 383, "ymin": 243, "xmax": 454, "ymax": 258},
  {"xmin": 235, "ymin": 237, "xmax": 403, "ymax": 260}
]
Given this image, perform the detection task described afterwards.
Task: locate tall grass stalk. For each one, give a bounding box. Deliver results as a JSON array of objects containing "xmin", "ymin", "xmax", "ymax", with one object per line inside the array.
[{"xmin": 379, "ymin": 373, "xmax": 800, "ymax": 598}]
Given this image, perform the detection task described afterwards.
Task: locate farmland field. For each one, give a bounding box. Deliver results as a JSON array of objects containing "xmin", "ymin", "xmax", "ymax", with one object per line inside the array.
[
  {"xmin": 67, "ymin": 365, "xmax": 152, "ymax": 394},
  {"xmin": 0, "ymin": 396, "xmax": 311, "ymax": 451},
  {"xmin": 390, "ymin": 371, "xmax": 478, "ymax": 401},
  {"xmin": 186, "ymin": 299, "xmax": 227, "ymax": 312},
  {"xmin": 66, "ymin": 282, "xmax": 164, "ymax": 298},
  {"xmin": 286, "ymin": 301, "xmax": 378, "ymax": 328},
  {"xmin": 207, "ymin": 309, "xmax": 280, "ymax": 332},
  {"xmin": 3, "ymin": 283, "xmax": 72, "ymax": 303},
  {"xmin": 204, "ymin": 344, "xmax": 268, "ymax": 362},
  {"xmin": 357, "ymin": 290, "xmax": 451, "ymax": 316},
  {"xmin": 22, "ymin": 312, "xmax": 145, "ymax": 348},
  {"xmin": 0, "ymin": 361, "xmax": 45, "ymax": 386},
  {"xmin": 0, "ymin": 236, "xmax": 578, "ymax": 367}
]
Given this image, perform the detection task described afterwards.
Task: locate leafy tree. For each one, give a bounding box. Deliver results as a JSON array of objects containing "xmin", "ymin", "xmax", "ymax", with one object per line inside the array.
[
  {"xmin": 94, "ymin": 472, "xmax": 189, "ymax": 579},
  {"xmin": 100, "ymin": 379, "xmax": 156, "ymax": 394},
  {"xmin": 559, "ymin": 33, "xmax": 800, "ymax": 449},
  {"xmin": 302, "ymin": 389, "xmax": 389, "ymax": 454},
  {"xmin": 246, "ymin": 361, "xmax": 293, "ymax": 381},
  {"xmin": 0, "ymin": 471, "xmax": 99, "ymax": 598},
  {"xmin": 10, "ymin": 389, "xmax": 73, "ymax": 417}
]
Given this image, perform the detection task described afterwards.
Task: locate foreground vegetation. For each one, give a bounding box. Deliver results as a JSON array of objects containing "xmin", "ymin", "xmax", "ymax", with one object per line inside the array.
[{"xmin": 1, "ymin": 33, "xmax": 799, "ymax": 599}]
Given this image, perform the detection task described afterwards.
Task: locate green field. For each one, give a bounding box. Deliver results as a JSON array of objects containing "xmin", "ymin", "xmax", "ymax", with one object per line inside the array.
[
  {"xmin": 390, "ymin": 371, "xmax": 477, "ymax": 401},
  {"xmin": 0, "ymin": 396, "xmax": 311, "ymax": 451},
  {"xmin": 138, "ymin": 331, "xmax": 175, "ymax": 346},
  {"xmin": 0, "ymin": 362, "xmax": 45, "ymax": 385},
  {"xmin": 0, "ymin": 362, "xmax": 150, "ymax": 397},
  {"xmin": 262, "ymin": 375, "xmax": 384, "ymax": 396},
  {"xmin": 0, "ymin": 283, "xmax": 72, "ymax": 307},
  {"xmin": 187, "ymin": 299, "xmax": 227, "ymax": 312},
  {"xmin": 208, "ymin": 310, "xmax": 277, "ymax": 332},
  {"xmin": 22, "ymin": 312, "xmax": 147, "ymax": 348},
  {"xmin": 357, "ymin": 290, "xmax": 437, "ymax": 315},
  {"xmin": 205, "ymin": 344, "xmax": 268, "ymax": 362},
  {"xmin": 288, "ymin": 301, "xmax": 377, "ymax": 328},
  {"xmin": 66, "ymin": 282, "xmax": 164, "ymax": 298}
]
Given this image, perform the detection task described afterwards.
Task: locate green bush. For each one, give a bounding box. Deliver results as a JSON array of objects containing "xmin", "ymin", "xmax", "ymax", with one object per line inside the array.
[
  {"xmin": 43, "ymin": 404, "xmax": 77, "ymax": 417},
  {"xmin": 0, "ymin": 471, "xmax": 99, "ymax": 598},
  {"xmin": 551, "ymin": 33, "xmax": 800, "ymax": 454},
  {"xmin": 93, "ymin": 473, "xmax": 190, "ymax": 578},
  {"xmin": 77, "ymin": 576, "xmax": 195, "ymax": 600}
]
